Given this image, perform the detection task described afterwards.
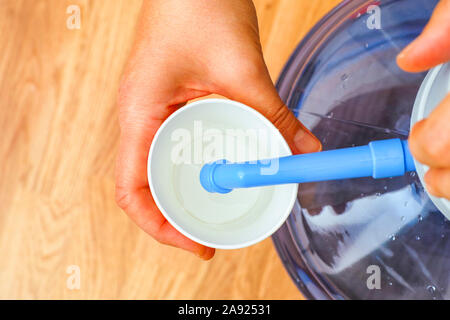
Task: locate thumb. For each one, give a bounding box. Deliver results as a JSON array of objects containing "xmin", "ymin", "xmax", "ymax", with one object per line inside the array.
[
  {"xmin": 397, "ymin": 0, "xmax": 450, "ymax": 72},
  {"xmin": 220, "ymin": 66, "xmax": 322, "ymax": 155}
]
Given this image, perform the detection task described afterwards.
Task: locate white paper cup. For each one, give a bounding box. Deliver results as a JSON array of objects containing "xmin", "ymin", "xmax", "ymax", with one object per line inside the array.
[{"xmin": 148, "ymin": 99, "xmax": 298, "ymax": 249}]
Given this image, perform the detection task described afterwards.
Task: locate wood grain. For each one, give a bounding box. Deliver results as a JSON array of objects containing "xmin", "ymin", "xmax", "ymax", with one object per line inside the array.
[{"xmin": 0, "ymin": 0, "xmax": 339, "ymax": 299}]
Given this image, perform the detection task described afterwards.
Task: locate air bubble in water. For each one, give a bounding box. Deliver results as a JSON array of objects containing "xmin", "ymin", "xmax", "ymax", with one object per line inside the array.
[
  {"xmin": 416, "ymin": 235, "xmax": 421, "ymax": 241},
  {"xmin": 427, "ymin": 285, "xmax": 436, "ymax": 294}
]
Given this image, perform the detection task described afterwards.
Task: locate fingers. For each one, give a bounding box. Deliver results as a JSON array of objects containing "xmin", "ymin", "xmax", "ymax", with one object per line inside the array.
[
  {"xmin": 115, "ymin": 121, "xmax": 215, "ymax": 260},
  {"xmin": 397, "ymin": 0, "xmax": 450, "ymax": 72},
  {"xmin": 398, "ymin": 1, "xmax": 450, "ymax": 200},
  {"xmin": 409, "ymin": 94, "xmax": 450, "ymax": 168},
  {"xmin": 409, "ymin": 94, "xmax": 450, "ymax": 200},
  {"xmin": 220, "ymin": 61, "xmax": 322, "ymax": 155},
  {"xmin": 425, "ymin": 168, "xmax": 450, "ymax": 199}
]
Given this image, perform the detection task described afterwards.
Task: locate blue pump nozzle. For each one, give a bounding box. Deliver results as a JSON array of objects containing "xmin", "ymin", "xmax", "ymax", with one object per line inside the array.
[{"xmin": 200, "ymin": 138, "xmax": 416, "ymax": 193}]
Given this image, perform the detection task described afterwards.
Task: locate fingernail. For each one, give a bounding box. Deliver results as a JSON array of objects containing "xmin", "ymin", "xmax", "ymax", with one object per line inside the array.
[
  {"xmin": 195, "ymin": 246, "xmax": 206, "ymax": 258},
  {"xmin": 196, "ymin": 246, "xmax": 214, "ymax": 260},
  {"xmin": 294, "ymin": 129, "xmax": 322, "ymax": 154}
]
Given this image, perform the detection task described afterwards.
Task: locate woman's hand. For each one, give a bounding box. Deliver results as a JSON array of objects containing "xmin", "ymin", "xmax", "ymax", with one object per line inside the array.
[
  {"xmin": 397, "ymin": 0, "xmax": 450, "ymax": 199},
  {"xmin": 115, "ymin": 0, "xmax": 321, "ymax": 259}
]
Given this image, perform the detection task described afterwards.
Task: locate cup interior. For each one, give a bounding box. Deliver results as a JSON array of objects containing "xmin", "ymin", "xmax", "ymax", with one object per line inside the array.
[{"xmin": 148, "ymin": 99, "xmax": 298, "ymax": 249}]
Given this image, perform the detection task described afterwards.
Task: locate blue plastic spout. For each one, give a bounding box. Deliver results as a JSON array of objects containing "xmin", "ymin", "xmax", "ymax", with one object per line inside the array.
[{"xmin": 200, "ymin": 138, "xmax": 416, "ymax": 193}]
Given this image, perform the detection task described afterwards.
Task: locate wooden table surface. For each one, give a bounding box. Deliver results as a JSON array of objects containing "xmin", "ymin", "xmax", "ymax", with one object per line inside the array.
[{"xmin": 0, "ymin": 0, "xmax": 340, "ymax": 299}]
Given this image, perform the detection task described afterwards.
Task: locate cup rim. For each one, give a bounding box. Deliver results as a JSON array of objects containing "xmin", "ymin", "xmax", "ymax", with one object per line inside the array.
[{"xmin": 147, "ymin": 98, "xmax": 299, "ymax": 249}]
